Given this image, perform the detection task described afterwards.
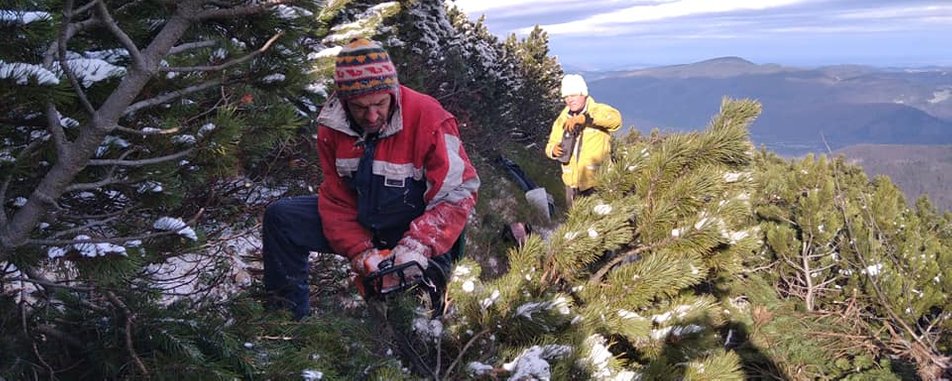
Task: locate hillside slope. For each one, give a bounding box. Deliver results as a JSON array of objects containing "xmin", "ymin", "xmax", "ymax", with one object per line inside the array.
[{"xmin": 836, "ymin": 144, "xmax": 952, "ymax": 211}]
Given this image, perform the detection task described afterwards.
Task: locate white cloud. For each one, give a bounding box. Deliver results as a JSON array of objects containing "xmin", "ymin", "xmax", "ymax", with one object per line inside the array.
[
  {"xmin": 456, "ymin": 0, "xmax": 952, "ymax": 67},
  {"xmin": 533, "ymin": 0, "xmax": 808, "ymax": 35},
  {"xmin": 453, "ymin": 0, "xmax": 582, "ymax": 16}
]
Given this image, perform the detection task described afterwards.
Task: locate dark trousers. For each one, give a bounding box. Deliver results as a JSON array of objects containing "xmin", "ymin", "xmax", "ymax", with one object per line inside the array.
[{"xmin": 262, "ymin": 195, "xmax": 463, "ymax": 320}]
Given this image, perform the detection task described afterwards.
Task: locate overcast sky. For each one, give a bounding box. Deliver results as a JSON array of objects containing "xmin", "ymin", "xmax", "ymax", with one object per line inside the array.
[{"xmin": 451, "ymin": 0, "xmax": 952, "ymax": 70}]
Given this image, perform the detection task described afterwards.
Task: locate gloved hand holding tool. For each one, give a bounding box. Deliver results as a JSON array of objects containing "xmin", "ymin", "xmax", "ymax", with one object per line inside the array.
[{"xmin": 352, "ymin": 244, "xmax": 430, "ymax": 299}]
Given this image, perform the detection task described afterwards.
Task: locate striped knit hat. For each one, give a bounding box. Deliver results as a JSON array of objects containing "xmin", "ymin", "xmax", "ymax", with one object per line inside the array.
[{"xmin": 334, "ymin": 38, "xmax": 399, "ymax": 100}]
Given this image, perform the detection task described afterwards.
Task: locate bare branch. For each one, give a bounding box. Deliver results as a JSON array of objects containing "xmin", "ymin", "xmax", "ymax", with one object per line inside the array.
[
  {"xmin": 87, "ymin": 148, "xmax": 194, "ymax": 167},
  {"xmin": 169, "ymin": 40, "xmax": 218, "ymax": 55},
  {"xmin": 124, "ymin": 78, "xmax": 224, "ymax": 115},
  {"xmin": 114, "ymin": 0, "xmax": 148, "ymax": 14},
  {"xmin": 66, "ymin": 148, "xmax": 137, "ymax": 191},
  {"xmin": 69, "ymin": 0, "xmax": 99, "ymax": 17},
  {"xmin": 115, "ymin": 125, "xmax": 183, "ymax": 135},
  {"xmin": 192, "ymin": 0, "xmax": 289, "ymax": 20},
  {"xmin": 162, "ymin": 32, "xmax": 283, "ymax": 72},
  {"xmin": 7, "ymin": 276, "xmax": 96, "ymax": 292},
  {"xmin": 49, "ymin": 215, "xmax": 124, "ymax": 240},
  {"xmin": 105, "ymin": 291, "xmax": 149, "ymax": 377},
  {"xmin": 0, "ymin": 179, "xmax": 8, "ymax": 226},
  {"xmin": 43, "ymin": 17, "xmax": 100, "ymax": 68},
  {"xmin": 94, "ymin": 0, "xmax": 146, "ymax": 70},
  {"xmin": 65, "ymin": 178, "xmax": 127, "ymax": 192},
  {"xmin": 44, "ymin": 104, "xmax": 70, "ymax": 157},
  {"xmin": 57, "ymin": 0, "xmax": 97, "ymax": 115}
]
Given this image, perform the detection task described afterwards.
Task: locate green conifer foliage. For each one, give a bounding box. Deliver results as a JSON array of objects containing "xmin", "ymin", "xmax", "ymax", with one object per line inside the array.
[
  {"xmin": 437, "ymin": 98, "xmax": 762, "ymax": 380},
  {"xmin": 752, "ymin": 151, "xmax": 952, "ymax": 379},
  {"xmin": 1, "ymin": 1, "xmax": 321, "ymax": 378}
]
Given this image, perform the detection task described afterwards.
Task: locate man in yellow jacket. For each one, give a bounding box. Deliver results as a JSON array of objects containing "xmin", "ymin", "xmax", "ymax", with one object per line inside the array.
[{"xmin": 546, "ymin": 74, "xmax": 622, "ymax": 209}]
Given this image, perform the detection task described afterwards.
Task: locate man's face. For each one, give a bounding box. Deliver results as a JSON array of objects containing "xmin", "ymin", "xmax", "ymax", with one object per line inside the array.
[
  {"xmin": 346, "ymin": 92, "xmax": 392, "ymax": 134},
  {"xmin": 564, "ymin": 94, "xmax": 586, "ymax": 113}
]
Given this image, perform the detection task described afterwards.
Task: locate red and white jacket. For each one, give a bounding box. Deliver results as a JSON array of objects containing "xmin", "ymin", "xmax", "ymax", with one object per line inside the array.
[{"xmin": 315, "ymin": 85, "xmax": 479, "ymax": 261}]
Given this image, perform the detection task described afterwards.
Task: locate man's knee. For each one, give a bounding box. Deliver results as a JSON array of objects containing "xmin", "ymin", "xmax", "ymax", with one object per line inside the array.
[{"xmin": 264, "ymin": 198, "xmax": 293, "ymax": 227}]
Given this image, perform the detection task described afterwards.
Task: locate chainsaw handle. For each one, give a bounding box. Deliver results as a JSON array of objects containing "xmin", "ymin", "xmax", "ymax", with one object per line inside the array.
[{"xmin": 361, "ymin": 260, "xmax": 427, "ymax": 299}]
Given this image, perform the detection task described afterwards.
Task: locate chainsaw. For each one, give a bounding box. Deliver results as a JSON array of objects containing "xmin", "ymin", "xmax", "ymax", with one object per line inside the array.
[{"xmin": 359, "ymin": 254, "xmax": 429, "ymax": 299}]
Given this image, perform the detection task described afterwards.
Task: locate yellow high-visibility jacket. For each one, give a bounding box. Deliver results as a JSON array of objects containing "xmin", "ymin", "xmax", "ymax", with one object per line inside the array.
[{"xmin": 545, "ymin": 96, "xmax": 622, "ymax": 191}]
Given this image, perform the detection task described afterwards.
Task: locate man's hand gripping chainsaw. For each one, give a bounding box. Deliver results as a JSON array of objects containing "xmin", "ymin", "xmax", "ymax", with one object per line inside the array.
[{"xmin": 355, "ymin": 249, "xmax": 428, "ymax": 299}]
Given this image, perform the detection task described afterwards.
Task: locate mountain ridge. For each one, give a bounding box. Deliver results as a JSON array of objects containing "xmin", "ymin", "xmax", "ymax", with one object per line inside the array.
[{"xmin": 585, "ymin": 56, "xmax": 952, "ymax": 156}]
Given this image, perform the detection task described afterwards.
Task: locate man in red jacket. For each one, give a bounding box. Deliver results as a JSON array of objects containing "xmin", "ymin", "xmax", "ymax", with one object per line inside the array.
[{"xmin": 262, "ymin": 38, "xmax": 480, "ymax": 320}]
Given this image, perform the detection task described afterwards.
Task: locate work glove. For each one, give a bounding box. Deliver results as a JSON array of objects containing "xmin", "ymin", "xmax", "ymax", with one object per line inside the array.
[
  {"xmin": 551, "ymin": 144, "xmax": 564, "ymax": 159},
  {"xmin": 563, "ymin": 113, "xmax": 588, "ymax": 134},
  {"xmin": 391, "ymin": 240, "xmax": 430, "ymax": 281},
  {"xmin": 351, "ymin": 248, "xmax": 392, "ymax": 276}
]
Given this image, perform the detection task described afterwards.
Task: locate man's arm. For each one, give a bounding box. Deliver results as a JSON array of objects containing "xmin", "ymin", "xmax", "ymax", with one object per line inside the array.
[
  {"xmin": 316, "ymin": 126, "xmax": 374, "ymax": 259},
  {"xmin": 588, "ymin": 103, "xmax": 622, "ymax": 133},
  {"xmin": 398, "ymin": 118, "xmax": 479, "ymax": 257}
]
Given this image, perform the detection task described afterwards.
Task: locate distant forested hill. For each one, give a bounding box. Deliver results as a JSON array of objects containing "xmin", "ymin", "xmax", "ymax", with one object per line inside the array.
[
  {"xmin": 836, "ymin": 144, "xmax": 952, "ymax": 211},
  {"xmin": 585, "ymin": 57, "xmax": 952, "ymax": 157}
]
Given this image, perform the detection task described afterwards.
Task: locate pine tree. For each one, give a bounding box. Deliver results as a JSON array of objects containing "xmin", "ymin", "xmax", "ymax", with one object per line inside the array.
[
  {"xmin": 432, "ymin": 98, "xmax": 762, "ymax": 380},
  {"xmin": 503, "ymin": 26, "xmax": 564, "ymax": 147},
  {"xmin": 0, "ymin": 0, "xmax": 321, "ymax": 377},
  {"xmin": 751, "ymin": 151, "xmax": 952, "ymax": 379}
]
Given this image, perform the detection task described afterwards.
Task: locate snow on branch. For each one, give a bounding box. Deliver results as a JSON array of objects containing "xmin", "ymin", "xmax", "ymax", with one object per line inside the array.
[
  {"xmin": 0, "ymin": 60, "xmax": 60, "ymax": 85},
  {"xmin": 0, "ymin": 10, "xmax": 51, "ymax": 24},
  {"xmin": 47, "ymin": 234, "xmax": 129, "ymax": 258},
  {"xmin": 153, "ymin": 217, "xmax": 198, "ymax": 241}
]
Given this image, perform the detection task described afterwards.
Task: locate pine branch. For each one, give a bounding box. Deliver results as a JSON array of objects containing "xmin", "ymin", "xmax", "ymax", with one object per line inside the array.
[
  {"xmin": 7, "ymin": 276, "xmax": 95, "ymax": 293},
  {"xmin": 191, "ymin": 0, "xmax": 290, "ymax": 20},
  {"xmin": 44, "ymin": 104, "xmax": 70, "ymax": 158},
  {"xmin": 162, "ymin": 32, "xmax": 283, "ymax": 72},
  {"xmin": 26, "ymin": 208, "xmax": 203, "ymax": 246},
  {"xmin": 823, "ymin": 137, "xmax": 949, "ymax": 377},
  {"xmin": 65, "ymin": 148, "xmax": 137, "ymax": 191},
  {"xmin": 57, "ymin": 0, "xmax": 97, "ymax": 115},
  {"xmin": 47, "ymin": 213, "xmax": 124, "ymax": 239},
  {"xmin": 588, "ymin": 240, "xmax": 666, "ymax": 285},
  {"xmin": 123, "ymin": 78, "xmax": 224, "ymax": 115},
  {"xmin": 94, "ymin": 0, "xmax": 146, "ymax": 70},
  {"xmin": 105, "ymin": 291, "xmax": 149, "ymax": 377},
  {"xmin": 169, "ymin": 40, "xmax": 218, "ymax": 55},
  {"xmin": 42, "ymin": 17, "xmax": 100, "ymax": 67},
  {"xmin": 443, "ymin": 328, "xmax": 492, "ymax": 380},
  {"xmin": 114, "ymin": 125, "xmax": 183, "ymax": 135},
  {"xmin": 87, "ymin": 147, "xmax": 193, "ymax": 167}
]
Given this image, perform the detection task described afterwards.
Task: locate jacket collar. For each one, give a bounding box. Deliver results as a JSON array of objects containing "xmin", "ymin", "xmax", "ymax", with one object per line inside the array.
[{"xmin": 317, "ymin": 86, "xmax": 405, "ymax": 141}]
